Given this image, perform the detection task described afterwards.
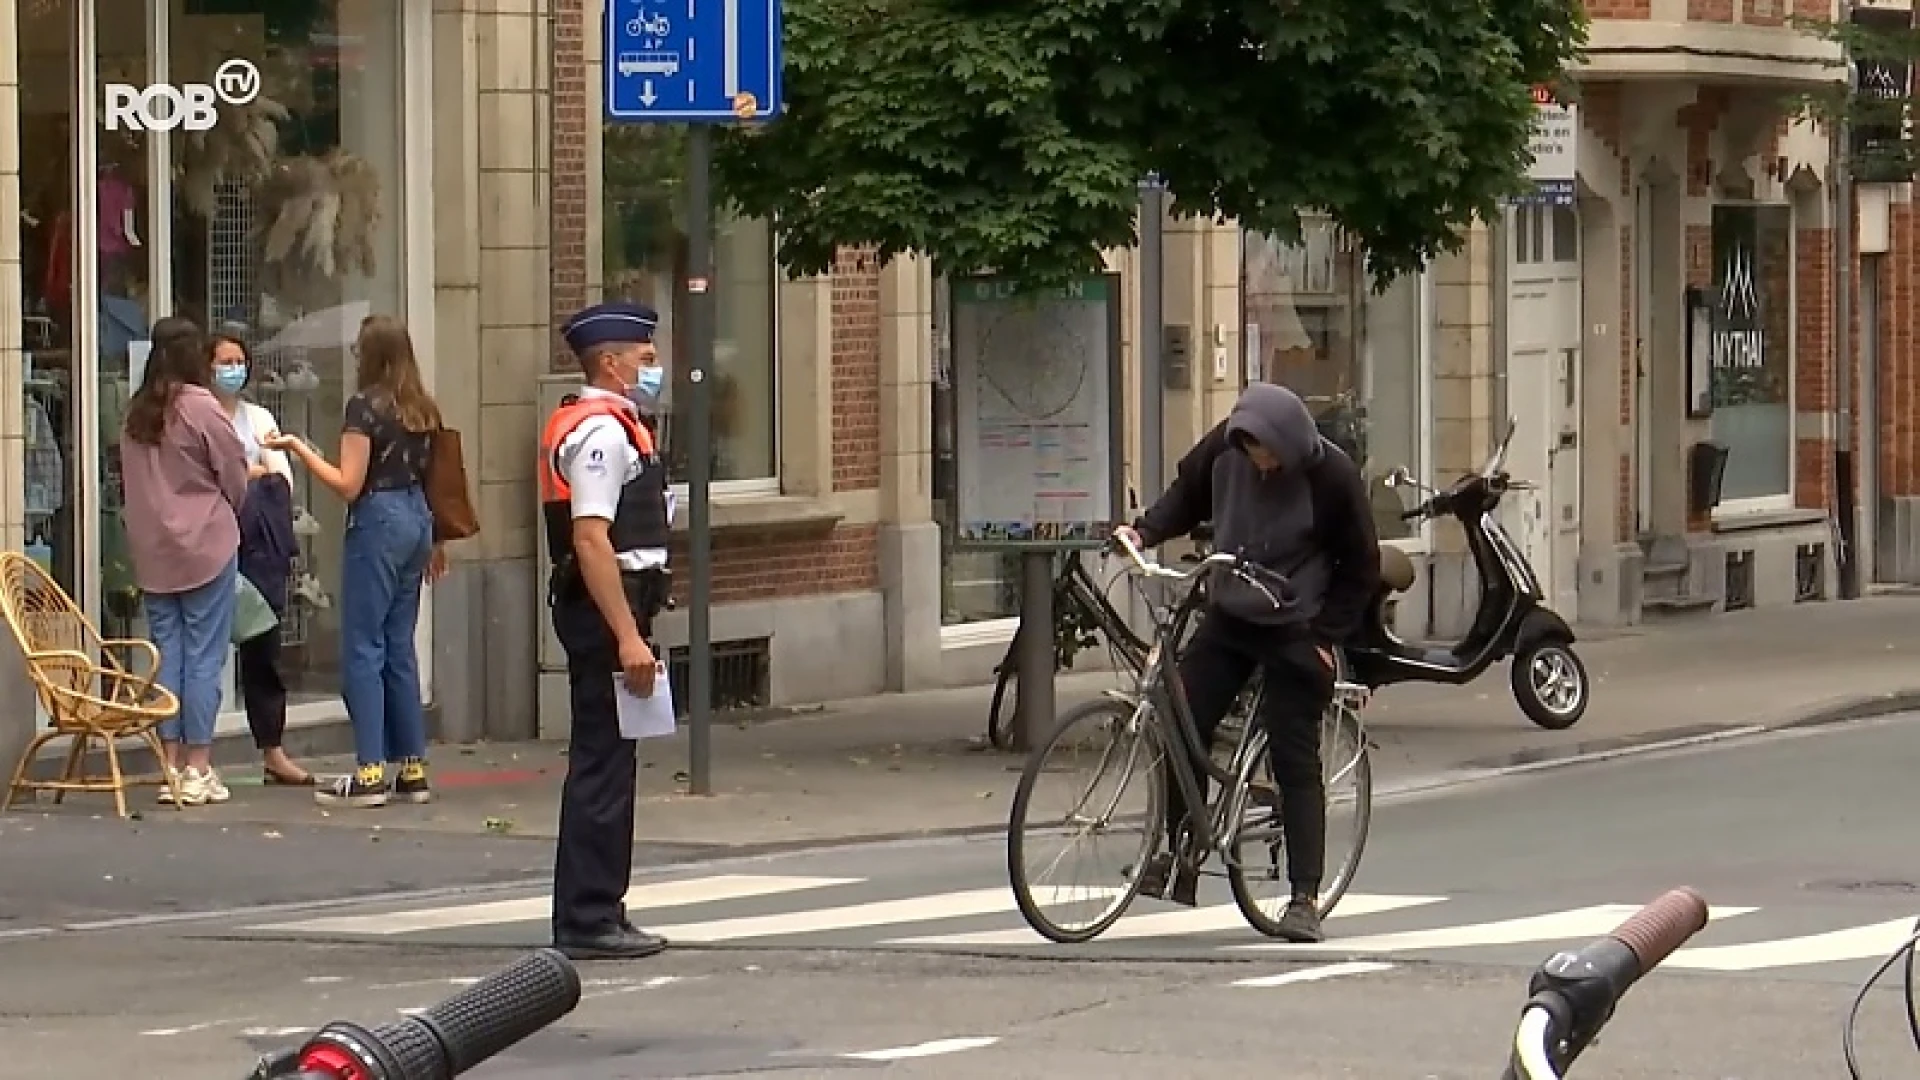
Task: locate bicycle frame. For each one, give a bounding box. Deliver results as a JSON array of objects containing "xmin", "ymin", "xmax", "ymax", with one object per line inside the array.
[{"xmin": 1112, "ymin": 554, "xmax": 1281, "ymax": 865}]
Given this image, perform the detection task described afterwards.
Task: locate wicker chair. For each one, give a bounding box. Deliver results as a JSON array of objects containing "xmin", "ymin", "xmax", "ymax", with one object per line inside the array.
[{"xmin": 0, "ymin": 553, "xmax": 184, "ymax": 816}]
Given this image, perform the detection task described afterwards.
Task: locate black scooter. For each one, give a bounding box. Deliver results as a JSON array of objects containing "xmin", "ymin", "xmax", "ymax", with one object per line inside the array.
[{"xmin": 1346, "ymin": 423, "xmax": 1590, "ymax": 730}]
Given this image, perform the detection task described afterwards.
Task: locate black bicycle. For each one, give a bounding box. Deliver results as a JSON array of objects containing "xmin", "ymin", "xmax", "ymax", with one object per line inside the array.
[
  {"xmin": 1004, "ymin": 533, "xmax": 1373, "ymax": 943},
  {"xmin": 985, "ymin": 524, "xmax": 1257, "ymax": 752},
  {"xmin": 985, "ymin": 551, "xmax": 1150, "ymax": 750}
]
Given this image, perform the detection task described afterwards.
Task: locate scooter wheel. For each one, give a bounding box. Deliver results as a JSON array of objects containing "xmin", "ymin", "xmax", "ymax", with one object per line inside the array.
[{"xmin": 1511, "ymin": 641, "xmax": 1588, "ymax": 730}]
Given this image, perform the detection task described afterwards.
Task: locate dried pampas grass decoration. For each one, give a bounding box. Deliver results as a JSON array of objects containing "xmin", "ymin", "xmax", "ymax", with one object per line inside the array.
[
  {"xmin": 255, "ymin": 149, "xmax": 382, "ymax": 288},
  {"xmin": 175, "ymin": 94, "xmax": 290, "ymax": 219}
]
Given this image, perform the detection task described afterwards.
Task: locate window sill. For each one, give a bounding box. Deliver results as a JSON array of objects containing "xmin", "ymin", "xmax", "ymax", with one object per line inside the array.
[
  {"xmin": 669, "ymin": 493, "xmax": 844, "ymax": 534},
  {"xmin": 1710, "ymin": 506, "xmax": 1827, "ymax": 534}
]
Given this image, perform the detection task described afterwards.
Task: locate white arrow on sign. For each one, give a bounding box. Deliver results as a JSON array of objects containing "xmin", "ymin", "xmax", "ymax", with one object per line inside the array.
[{"xmin": 640, "ymin": 80, "xmax": 657, "ymax": 106}]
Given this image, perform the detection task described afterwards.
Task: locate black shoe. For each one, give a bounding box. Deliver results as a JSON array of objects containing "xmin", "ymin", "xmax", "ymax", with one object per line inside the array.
[
  {"xmin": 1274, "ymin": 898, "xmax": 1324, "ymax": 943},
  {"xmin": 1134, "ymin": 853, "xmax": 1200, "ymax": 907},
  {"xmin": 555, "ymin": 926, "xmax": 669, "ymax": 960}
]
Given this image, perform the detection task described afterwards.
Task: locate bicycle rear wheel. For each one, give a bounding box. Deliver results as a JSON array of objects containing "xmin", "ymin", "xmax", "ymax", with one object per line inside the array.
[
  {"xmin": 1226, "ymin": 698, "xmax": 1373, "ymax": 934},
  {"xmin": 1007, "ymin": 697, "xmax": 1165, "ymax": 944}
]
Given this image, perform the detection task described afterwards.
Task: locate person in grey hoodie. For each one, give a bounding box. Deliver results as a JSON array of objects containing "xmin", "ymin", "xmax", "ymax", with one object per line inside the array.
[{"xmin": 1115, "ymin": 382, "xmax": 1381, "ymax": 943}]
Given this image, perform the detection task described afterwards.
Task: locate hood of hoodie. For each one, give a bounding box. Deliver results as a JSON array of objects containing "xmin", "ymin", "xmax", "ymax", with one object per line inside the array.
[
  {"xmin": 1225, "ymin": 382, "xmax": 1324, "ymax": 471},
  {"xmin": 1207, "ymin": 382, "xmax": 1332, "ymax": 628}
]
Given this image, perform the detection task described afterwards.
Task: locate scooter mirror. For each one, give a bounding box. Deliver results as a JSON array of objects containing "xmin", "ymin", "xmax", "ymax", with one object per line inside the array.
[{"xmin": 1384, "ymin": 467, "xmax": 1412, "ymax": 489}]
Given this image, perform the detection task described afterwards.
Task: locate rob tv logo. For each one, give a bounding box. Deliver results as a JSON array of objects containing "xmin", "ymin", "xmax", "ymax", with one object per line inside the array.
[{"xmin": 104, "ymin": 59, "xmax": 260, "ymax": 132}]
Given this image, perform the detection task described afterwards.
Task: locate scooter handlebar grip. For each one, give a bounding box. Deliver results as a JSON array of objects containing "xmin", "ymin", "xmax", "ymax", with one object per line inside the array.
[
  {"xmin": 407, "ymin": 948, "xmax": 583, "ymax": 1074},
  {"xmin": 1607, "ymin": 887, "xmax": 1710, "ymax": 974}
]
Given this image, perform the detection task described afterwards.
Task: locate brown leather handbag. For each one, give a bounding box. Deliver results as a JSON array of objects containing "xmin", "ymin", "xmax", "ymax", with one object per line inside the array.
[{"xmin": 426, "ymin": 426, "xmax": 480, "ymax": 541}]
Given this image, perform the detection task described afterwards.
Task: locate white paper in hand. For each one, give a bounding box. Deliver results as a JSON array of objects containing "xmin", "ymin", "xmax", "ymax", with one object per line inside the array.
[{"xmin": 615, "ymin": 664, "xmax": 676, "ymax": 741}]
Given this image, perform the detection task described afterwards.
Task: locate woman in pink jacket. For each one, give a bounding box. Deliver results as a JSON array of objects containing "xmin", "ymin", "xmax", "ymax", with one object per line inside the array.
[{"xmin": 119, "ymin": 317, "xmax": 250, "ymax": 806}]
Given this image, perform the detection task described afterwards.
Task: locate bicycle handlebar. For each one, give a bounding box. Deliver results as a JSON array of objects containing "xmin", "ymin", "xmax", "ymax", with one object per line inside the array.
[
  {"xmin": 1110, "ymin": 530, "xmax": 1296, "ymax": 612},
  {"xmin": 1505, "ymin": 887, "xmax": 1711, "ymax": 1080},
  {"xmin": 246, "ymin": 949, "xmax": 583, "ymax": 1080}
]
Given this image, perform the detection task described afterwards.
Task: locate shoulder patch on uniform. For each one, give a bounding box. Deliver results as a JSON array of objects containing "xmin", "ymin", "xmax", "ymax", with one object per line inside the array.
[{"xmin": 584, "ymin": 447, "xmax": 608, "ymax": 475}]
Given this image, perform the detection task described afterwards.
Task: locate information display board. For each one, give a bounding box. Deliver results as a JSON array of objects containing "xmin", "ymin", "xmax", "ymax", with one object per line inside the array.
[{"xmin": 949, "ymin": 272, "xmax": 1125, "ymax": 550}]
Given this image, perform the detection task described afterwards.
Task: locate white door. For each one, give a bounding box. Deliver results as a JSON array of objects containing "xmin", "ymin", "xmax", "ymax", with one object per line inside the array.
[{"xmin": 1505, "ymin": 203, "xmax": 1584, "ymax": 620}]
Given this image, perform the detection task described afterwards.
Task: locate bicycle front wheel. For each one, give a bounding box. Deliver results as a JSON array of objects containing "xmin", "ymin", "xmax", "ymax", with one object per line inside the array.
[
  {"xmin": 1007, "ymin": 697, "xmax": 1165, "ymax": 944},
  {"xmin": 1227, "ymin": 700, "xmax": 1374, "ymax": 933}
]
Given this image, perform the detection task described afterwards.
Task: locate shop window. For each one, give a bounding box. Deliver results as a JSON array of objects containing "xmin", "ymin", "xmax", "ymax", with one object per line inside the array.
[
  {"xmin": 1242, "ymin": 220, "xmax": 1427, "ymax": 541},
  {"xmin": 16, "ymin": 0, "xmax": 406, "ymax": 708},
  {"xmin": 1707, "ymin": 204, "xmax": 1793, "ymax": 503},
  {"xmin": 600, "ymin": 126, "xmax": 778, "ymax": 487},
  {"xmin": 170, "ymin": 0, "xmax": 405, "ymax": 703}
]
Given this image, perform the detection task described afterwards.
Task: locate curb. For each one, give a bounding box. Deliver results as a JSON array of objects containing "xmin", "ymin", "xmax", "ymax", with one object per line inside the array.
[{"xmin": 1772, "ymin": 689, "xmax": 1920, "ymax": 731}]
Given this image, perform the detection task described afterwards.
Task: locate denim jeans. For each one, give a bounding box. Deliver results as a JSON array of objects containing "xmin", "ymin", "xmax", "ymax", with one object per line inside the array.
[
  {"xmin": 340, "ymin": 487, "xmax": 434, "ymax": 767},
  {"xmin": 146, "ymin": 554, "xmax": 239, "ymax": 747}
]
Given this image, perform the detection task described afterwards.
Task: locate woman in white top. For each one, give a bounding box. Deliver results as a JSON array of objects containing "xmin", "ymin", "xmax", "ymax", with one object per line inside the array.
[{"xmin": 210, "ymin": 332, "xmax": 312, "ymax": 786}]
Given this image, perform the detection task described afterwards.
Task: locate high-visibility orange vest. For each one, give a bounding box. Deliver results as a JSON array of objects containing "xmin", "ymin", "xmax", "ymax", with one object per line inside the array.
[{"xmin": 537, "ymin": 394, "xmax": 669, "ymax": 561}]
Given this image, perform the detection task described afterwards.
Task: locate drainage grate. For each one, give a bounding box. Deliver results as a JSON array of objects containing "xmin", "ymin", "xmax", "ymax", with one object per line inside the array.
[
  {"xmin": 667, "ymin": 637, "xmax": 772, "ymax": 719},
  {"xmin": 1794, "ymin": 542, "xmax": 1826, "ymax": 603},
  {"xmin": 1724, "ymin": 550, "xmax": 1755, "ymax": 611}
]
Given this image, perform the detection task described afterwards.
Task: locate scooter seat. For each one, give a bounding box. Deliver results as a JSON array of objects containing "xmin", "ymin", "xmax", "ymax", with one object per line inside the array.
[{"xmin": 1379, "ymin": 544, "xmax": 1416, "ymax": 593}]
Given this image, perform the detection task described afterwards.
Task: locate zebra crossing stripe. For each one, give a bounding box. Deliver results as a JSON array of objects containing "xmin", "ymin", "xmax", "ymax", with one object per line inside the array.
[
  {"xmin": 1230, "ymin": 902, "xmax": 1757, "ymax": 955},
  {"xmin": 1667, "ymin": 917, "xmax": 1920, "ymax": 972},
  {"xmin": 886, "ymin": 892, "xmax": 1445, "ymax": 948},
  {"xmin": 643, "ymin": 886, "xmax": 1119, "ymax": 944},
  {"xmin": 248, "ymin": 874, "xmax": 861, "ymax": 936}
]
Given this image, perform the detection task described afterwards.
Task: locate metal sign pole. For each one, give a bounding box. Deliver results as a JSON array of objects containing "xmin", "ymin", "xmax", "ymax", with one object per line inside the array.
[
  {"xmin": 1138, "ymin": 175, "xmax": 1167, "ymax": 506},
  {"xmin": 603, "ymin": 0, "xmax": 784, "ymax": 795},
  {"xmin": 686, "ymin": 128, "xmax": 715, "ymax": 796}
]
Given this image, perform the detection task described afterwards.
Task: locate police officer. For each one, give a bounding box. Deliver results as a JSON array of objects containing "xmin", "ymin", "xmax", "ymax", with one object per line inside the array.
[{"xmin": 543, "ymin": 301, "xmax": 674, "ymax": 960}]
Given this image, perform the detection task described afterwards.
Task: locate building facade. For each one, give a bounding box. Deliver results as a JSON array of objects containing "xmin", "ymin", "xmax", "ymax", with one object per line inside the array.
[{"xmin": 7, "ymin": 0, "xmax": 1919, "ymax": 773}]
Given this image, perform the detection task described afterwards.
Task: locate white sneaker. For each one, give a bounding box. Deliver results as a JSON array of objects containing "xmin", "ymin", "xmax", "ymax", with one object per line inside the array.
[{"xmin": 177, "ymin": 766, "xmax": 231, "ymax": 806}]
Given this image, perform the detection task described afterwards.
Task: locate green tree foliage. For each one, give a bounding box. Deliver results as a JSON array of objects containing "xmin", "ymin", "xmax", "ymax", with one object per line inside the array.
[
  {"xmin": 713, "ymin": 0, "xmax": 1587, "ymax": 289},
  {"xmin": 1789, "ymin": 10, "xmax": 1918, "ymax": 184}
]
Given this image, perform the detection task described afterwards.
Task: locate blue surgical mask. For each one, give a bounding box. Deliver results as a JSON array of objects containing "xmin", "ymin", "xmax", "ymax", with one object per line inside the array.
[
  {"xmin": 213, "ymin": 366, "xmax": 248, "ymax": 394},
  {"xmin": 632, "ymin": 365, "xmax": 665, "ymax": 401}
]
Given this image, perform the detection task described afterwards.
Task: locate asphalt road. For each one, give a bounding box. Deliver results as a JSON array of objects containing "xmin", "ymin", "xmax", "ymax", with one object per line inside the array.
[{"xmin": 9, "ymin": 715, "xmax": 1920, "ymax": 1077}]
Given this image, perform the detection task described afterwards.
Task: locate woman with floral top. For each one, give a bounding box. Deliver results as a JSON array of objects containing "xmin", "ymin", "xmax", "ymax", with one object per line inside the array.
[{"xmin": 263, "ymin": 316, "xmax": 447, "ymax": 809}]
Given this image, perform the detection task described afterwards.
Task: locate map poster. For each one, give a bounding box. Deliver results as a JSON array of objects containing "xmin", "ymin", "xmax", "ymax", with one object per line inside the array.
[{"xmin": 949, "ymin": 271, "xmax": 1124, "ymax": 551}]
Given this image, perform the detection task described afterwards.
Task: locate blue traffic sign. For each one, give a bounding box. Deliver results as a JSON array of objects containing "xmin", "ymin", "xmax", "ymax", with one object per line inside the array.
[{"xmin": 605, "ymin": 0, "xmax": 783, "ymax": 124}]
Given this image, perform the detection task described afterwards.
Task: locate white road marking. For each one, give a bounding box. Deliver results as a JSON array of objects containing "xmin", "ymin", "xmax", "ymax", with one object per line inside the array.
[
  {"xmin": 241, "ymin": 1026, "xmax": 312, "ymax": 1038},
  {"xmin": 1232, "ymin": 903, "xmax": 1756, "ymax": 954},
  {"xmin": 249, "ymin": 874, "xmax": 860, "ymax": 935},
  {"xmin": 1232, "ymin": 960, "xmax": 1396, "ymax": 988},
  {"xmin": 886, "ymin": 893, "xmax": 1445, "ymax": 947},
  {"xmin": 840, "ymin": 1036, "xmax": 999, "ymax": 1061},
  {"xmin": 1668, "ymin": 918, "xmax": 1920, "ymax": 972},
  {"xmin": 142, "ymin": 1018, "xmax": 250, "ymax": 1037},
  {"xmin": 584, "ymin": 975, "xmax": 682, "ymax": 1000},
  {"xmin": 645, "ymin": 886, "xmax": 1115, "ymax": 943}
]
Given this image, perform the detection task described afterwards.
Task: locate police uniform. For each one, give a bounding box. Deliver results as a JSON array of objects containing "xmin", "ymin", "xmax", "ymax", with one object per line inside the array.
[{"xmin": 542, "ymin": 302, "xmax": 674, "ymax": 956}]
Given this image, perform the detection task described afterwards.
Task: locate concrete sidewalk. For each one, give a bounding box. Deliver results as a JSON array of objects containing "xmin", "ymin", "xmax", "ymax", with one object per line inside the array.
[{"xmin": 23, "ymin": 595, "xmax": 1920, "ymax": 849}]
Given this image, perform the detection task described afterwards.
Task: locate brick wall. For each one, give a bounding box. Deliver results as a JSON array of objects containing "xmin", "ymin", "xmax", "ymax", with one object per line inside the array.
[
  {"xmin": 547, "ymin": 1, "xmax": 885, "ymax": 608},
  {"xmin": 1794, "ymin": 226, "xmax": 1834, "ymax": 509},
  {"xmin": 666, "ymin": 525, "xmax": 881, "ymax": 605},
  {"xmin": 831, "ymin": 249, "xmax": 883, "ymax": 491},
  {"xmin": 1589, "ymin": 0, "xmax": 1653, "ymax": 18},
  {"xmin": 551, "ymin": 0, "xmax": 589, "ymax": 371},
  {"xmin": 1881, "ymin": 206, "xmax": 1919, "ymax": 500}
]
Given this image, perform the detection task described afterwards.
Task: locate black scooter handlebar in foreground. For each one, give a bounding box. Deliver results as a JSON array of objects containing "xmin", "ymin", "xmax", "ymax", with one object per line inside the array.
[
  {"xmin": 1501, "ymin": 888, "xmax": 1711, "ymax": 1080},
  {"xmin": 245, "ymin": 949, "xmax": 582, "ymax": 1080}
]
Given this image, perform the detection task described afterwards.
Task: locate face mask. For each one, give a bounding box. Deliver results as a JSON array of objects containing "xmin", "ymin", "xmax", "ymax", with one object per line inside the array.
[
  {"xmin": 630, "ymin": 364, "xmax": 665, "ymax": 404},
  {"xmin": 213, "ymin": 366, "xmax": 248, "ymax": 394}
]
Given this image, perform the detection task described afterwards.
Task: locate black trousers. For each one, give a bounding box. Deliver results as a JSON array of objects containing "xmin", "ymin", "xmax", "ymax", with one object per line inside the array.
[
  {"xmin": 1164, "ymin": 610, "xmax": 1335, "ymax": 894},
  {"xmin": 237, "ymin": 627, "xmax": 288, "ymax": 751},
  {"xmin": 550, "ymin": 575, "xmax": 660, "ymax": 938}
]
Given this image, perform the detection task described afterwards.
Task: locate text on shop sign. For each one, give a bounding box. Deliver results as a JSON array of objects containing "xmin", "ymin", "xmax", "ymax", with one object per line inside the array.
[{"xmin": 103, "ymin": 59, "xmax": 260, "ymax": 133}]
